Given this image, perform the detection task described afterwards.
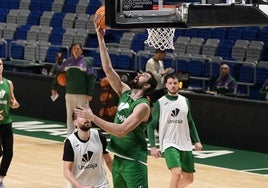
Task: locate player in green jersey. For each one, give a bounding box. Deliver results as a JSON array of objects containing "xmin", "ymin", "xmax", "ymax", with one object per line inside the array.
[{"xmin": 74, "ymin": 24, "xmax": 157, "ymax": 188}]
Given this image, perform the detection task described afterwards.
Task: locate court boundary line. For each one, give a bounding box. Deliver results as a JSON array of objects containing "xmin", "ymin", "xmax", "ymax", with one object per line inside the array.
[{"xmin": 14, "ymin": 134, "xmax": 268, "ymax": 177}]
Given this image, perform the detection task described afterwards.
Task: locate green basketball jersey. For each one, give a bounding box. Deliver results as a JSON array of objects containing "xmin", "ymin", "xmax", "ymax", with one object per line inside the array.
[
  {"xmin": 0, "ymin": 78, "xmax": 12, "ymax": 124},
  {"xmin": 107, "ymin": 90, "xmax": 149, "ymax": 164}
]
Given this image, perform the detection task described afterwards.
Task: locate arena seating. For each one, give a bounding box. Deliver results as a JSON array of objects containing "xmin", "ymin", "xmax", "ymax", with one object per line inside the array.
[{"xmin": 0, "ymin": 0, "xmax": 267, "ymax": 101}]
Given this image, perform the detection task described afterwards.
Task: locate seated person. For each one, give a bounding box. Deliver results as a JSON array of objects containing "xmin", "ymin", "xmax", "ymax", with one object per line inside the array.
[
  {"xmin": 210, "ymin": 64, "xmax": 237, "ymax": 95},
  {"xmin": 259, "ymin": 79, "xmax": 268, "ymax": 101}
]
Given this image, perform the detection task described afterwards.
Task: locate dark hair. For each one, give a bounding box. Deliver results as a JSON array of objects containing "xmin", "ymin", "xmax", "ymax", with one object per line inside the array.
[
  {"xmin": 144, "ymin": 71, "xmax": 157, "ymax": 95},
  {"xmin": 55, "ymin": 52, "xmax": 64, "ymax": 59},
  {"xmin": 72, "ymin": 107, "xmax": 83, "ymax": 121},
  {"xmin": 155, "ymin": 49, "xmax": 166, "ymax": 53},
  {"xmin": 71, "ymin": 43, "xmax": 83, "ymax": 50},
  {"xmin": 164, "ymin": 73, "xmax": 179, "ymax": 84},
  {"xmin": 72, "ymin": 111, "xmax": 77, "ymax": 121}
]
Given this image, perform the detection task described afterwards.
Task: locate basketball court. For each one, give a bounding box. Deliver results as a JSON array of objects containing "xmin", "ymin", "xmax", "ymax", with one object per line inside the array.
[
  {"xmin": 4, "ymin": 0, "xmax": 268, "ymax": 187},
  {"xmin": 3, "ymin": 115, "xmax": 268, "ymax": 187}
]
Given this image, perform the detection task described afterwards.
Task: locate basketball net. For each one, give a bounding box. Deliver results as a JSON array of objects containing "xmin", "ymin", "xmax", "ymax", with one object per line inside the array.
[{"xmin": 144, "ymin": 28, "xmax": 175, "ymax": 51}]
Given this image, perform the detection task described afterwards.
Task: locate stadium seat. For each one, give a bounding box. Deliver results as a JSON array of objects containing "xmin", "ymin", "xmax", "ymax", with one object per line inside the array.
[
  {"xmin": 61, "ymin": 28, "xmax": 76, "ymax": 47},
  {"xmin": 16, "ymin": 9, "xmax": 30, "ymax": 26},
  {"xmin": 27, "ymin": 10, "xmax": 41, "ymax": 25},
  {"xmin": 237, "ymin": 64, "xmax": 255, "ymax": 84},
  {"xmin": 62, "ymin": 13, "xmax": 76, "ymax": 28},
  {"xmin": 50, "ymin": 12, "xmax": 65, "ymax": 28},
  {"xmin": 39, "ymin": 11, "xmax": 54, "ymax": 26},
  {"xmin": 49, "ymin": 27, "xmax": 65, "ymax": 45},
  {"xmin": 231, "ymin": 39, "xmax": 249, "ymax": 61},
  {"xmin": 38, "ymin": 26, "xmax": 53, "ymax": 43},
  {"xmin": 0, "ymin": 8, "xmax": 9, "ymax": 23},
  {"xmin": 51, "ymin": 0, "xmax": 65, "ymax": 12},
  {"xmin": 174, "ymin": 36, "xmax": 190, "ymax": 55},
  {"xmin": 24, "ymin": 41, "xmax": 38, "ymax": 62},
  {"xmin": 73, "ymin": 28, "xmax": 88, "ymax": 46},
  {"xmin": 242, "ymin": 26, "xmax": 260, "ymax": 41},
  {"xmin": 9, "ymin": 40, "xmax": 26, "ymax": 60},
  {"xmin": 245, "ymin": 40, "xmax": 264, "ymax": 63},
  {"xmin": 3, "ymin": 23, "xmax": 18, "ymax": 40},
  {"xmin": 6, "ymin": 9, "xmax": 19, "ymax": 24},
  {"xmin": 15, "ymin": 24, "xmax": 30, "ymax": 40},
  {"xmin": 75, "ymin": 0, "xmax": 89, "ymax": 14},
  {"xmin": 227, "ymin": 27, "xmax": 244, "ymax": 41},
  {"xmin": 19, "ymin": 0, "xmax": 31, "ymax": 10},
  {"xmin": 75, "ymin": 13, "xmax": 89, "ymax": 29},
  {"xmin": 201, "ymin": 38, "xmax": 220, "ymax": 57},
  {"xmin": 0, "ymin": 23, "xmax": 6, "ymax": 38},
  {"xmin": 188, "ymin": 59, "xmax": 204, "ymax": 77},
  {"xmin": 8, "ymin": 0, "xmax": 19, "ymax": 9},
  {"xmin": 211, "ymin": 27, "xmax": 228, "ymax": 40},
  {"xmin": 26, "ymin": 25, "xmax": 40, "ymax": 42},
  {"xmin": 131, "ymin": 32, "xmax": 147, "ymax": 52},
  {"xmin": 215, "ymin": 39, "xmax": 234, "ymax": 60},
  {"xmin": 176, "ymin": 58, "xmax": 189, "ymax": 73},
  {"xmin": 186, "ymin": 37, "xmax": 204, "ymax": 57}
]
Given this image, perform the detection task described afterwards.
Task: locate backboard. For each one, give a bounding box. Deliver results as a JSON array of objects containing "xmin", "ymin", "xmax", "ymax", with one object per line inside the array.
[{"xmin": 105, "ymin": 0, "xmax": 268, "ymax": 29}]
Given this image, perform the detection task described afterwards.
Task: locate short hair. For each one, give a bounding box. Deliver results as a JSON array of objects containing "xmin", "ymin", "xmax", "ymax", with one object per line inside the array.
[
  {"xmin": 72, "ymin": 107, "xmax": 83, "ymax": 121},
  {"xmin": 71, "ymin": 43, "xmax": 83, "ymax": 50},
  {"xmin": 164, "ymin": 73, "xmax": 179, "ymax": 84},
  {"xmin": 155, "ymin": 49, "xmax": 166, "ymax": 54}
]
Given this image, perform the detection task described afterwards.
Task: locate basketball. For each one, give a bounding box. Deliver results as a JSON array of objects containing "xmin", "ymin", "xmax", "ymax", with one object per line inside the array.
[
  {"xmin": 94, "ymin": 5, "xmax": 106, "ymax": 30},
  {"xmin": 57, "ymin": 72, "xmax": 66, "ymax": 86}
]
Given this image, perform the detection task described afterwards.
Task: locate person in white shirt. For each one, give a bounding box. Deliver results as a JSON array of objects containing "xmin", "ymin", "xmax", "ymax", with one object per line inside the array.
[
  {"xmin": 63, "ymin": 108, "xmax": 112, "ymax": 188},
  {"xmin": 147, "ymin": 73, "xmax": 203, "ymax": 188}
]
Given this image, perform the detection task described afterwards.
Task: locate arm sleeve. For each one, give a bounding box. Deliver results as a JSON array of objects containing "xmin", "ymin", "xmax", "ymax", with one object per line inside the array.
[
  {"xmin": 147, "ymin": 101, "xmax": 160, "ymax": 147},
  {"xmin": 98, "ymin": 131, "xmax": 109, "ymax": 154},
  {"xmin": 186, "ymin": 98, "xmax": 201, "ymax": 143},
  {"xmin": 62, "ymin": 139, "xmax": 74, "ymax": 161}
]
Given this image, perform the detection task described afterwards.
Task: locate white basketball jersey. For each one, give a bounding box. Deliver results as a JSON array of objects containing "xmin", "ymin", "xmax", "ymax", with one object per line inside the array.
[
  {"xmin": 158, "ymin": 94, "xmax": 193, "ymax": 152},
  {"xmin": 67, "ymin": 129, "xmax": 109, "ymax": 188}
]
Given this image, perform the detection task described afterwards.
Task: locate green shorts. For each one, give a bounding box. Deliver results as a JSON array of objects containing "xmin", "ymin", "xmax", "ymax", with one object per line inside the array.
[
  {"xmin": 164, "ymin": 147, "xmax": 195, "ymax": 173},
  {"xmin": 112, "ymin": 155, "xmax": 148, "ymax": 188}
]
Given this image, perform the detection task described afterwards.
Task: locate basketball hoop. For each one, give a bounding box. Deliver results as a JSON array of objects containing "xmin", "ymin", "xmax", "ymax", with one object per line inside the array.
[{"xmin": 144, "ymin": 28, "xmax": 175, "ymax": 51}]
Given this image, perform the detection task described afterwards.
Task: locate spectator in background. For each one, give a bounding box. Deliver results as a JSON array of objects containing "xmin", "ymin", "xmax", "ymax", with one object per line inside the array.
[
  {"xmin": 0, "ymin": 59, "xmax": 20, "ymax": 188},
  {"xmin": 50, "ymin": 52, "xmax": 64, "ymax": 98},
  {"xmin": 59, "ymin": 43, "xmax": 96, "ymax": 135},
  {"xmin": 146, "ymin": 49, "xmax": 173, "ymax": 105},
  {"xmin": 259, "ymin": 78, "xmax": 268, "ymax": 101},
  {"xmin": 49, "ymin": 52, "xmax": 64, "ymax": 77},
  {"xmin": 211, "ymin": 64, "xmax": 237, "ymax": 95},
  {"xmin": 63, "ymin": 108, "xmax": 112, "ymax": 188}
]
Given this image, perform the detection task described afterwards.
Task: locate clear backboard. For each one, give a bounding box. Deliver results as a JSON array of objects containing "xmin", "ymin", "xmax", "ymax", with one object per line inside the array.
[{"xmin": 105, "ymin": 0, "xmax": 268, "ymax": 29}]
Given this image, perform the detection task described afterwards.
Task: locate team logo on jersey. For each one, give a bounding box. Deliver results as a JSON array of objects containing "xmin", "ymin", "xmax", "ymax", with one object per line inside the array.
[
  {"xmin": 0, "ymin": 89, "xmax": 7, "ymax": 105},
  {"xmin": 78, "ymin": 151, "xmax": 97, "ymax": 170},
  {"xmin": 171, "ymin": 108, "xmax": 180, "ymax": 117},
  {"xmin": 168, "ymin": 108, "xmax": 183, "ymax": 124},
  {"xmin": 0, "ymin": 89, "xmax": 6, "ymax": 98},
  {"xmin": 118, "ymin": 102, "xmax": 129, "ymax": 111}
]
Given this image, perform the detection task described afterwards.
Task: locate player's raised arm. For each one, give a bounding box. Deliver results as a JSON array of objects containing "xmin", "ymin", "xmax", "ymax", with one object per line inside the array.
[{"xmin": 95, "ymin": 22, "xmax": 129, "ymax": 96}]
